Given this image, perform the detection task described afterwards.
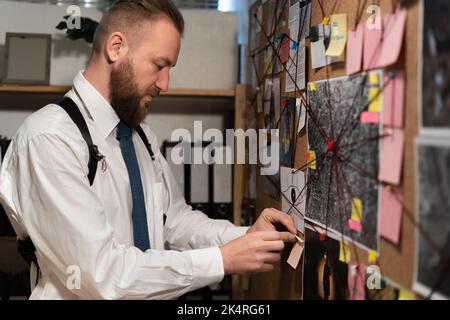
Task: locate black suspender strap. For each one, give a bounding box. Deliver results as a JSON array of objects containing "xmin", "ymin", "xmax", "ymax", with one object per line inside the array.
[
  {"xmin": 57, "ymin": 97, "xmax": 155, "ymax": 185},
  {"xmin": 17, "ymin": 97, "xmax": 157, "ymax": 287},
  {"xmin": 57, "ymin": 97, "xmax": 103, "ymax": 186},
  {"xmin": 136, "ymin": 126, "xmax": 155, "ymax": 160}
]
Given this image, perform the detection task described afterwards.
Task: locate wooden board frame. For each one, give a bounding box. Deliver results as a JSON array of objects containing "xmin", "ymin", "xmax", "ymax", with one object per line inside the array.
[{"xmin": 244, "ymin": 0, "xmax": 420, "ymax": 299}]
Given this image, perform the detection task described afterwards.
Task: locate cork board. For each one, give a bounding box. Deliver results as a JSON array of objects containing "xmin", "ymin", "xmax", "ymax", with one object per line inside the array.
[{"xmin": 244, "ymin": 0, "xmax": 419, "ymax": 299}]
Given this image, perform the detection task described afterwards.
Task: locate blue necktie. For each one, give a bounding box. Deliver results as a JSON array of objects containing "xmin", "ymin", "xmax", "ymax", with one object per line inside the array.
[{"xmin": 116, "ymin": 120, "xmax": 150, "ymax": 251}]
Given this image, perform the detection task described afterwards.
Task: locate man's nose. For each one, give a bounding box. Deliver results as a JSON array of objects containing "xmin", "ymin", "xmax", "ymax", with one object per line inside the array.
[{"xmin": 156, "ymin": 68, "xmax": 170, "ymax": 92}]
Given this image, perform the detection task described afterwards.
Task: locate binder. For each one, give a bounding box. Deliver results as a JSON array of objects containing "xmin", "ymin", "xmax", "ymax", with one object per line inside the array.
[
  {"xmin": 212, "ymin": 146, "xmax": 233, "ymax": 221},
  {"xmin": 163, "ymin": 140, "xmax": 233, "ymax": 299},
  {"xmin": 0, "ymin": 136, "xmax": 15, "ymax": 236},
  {"xmin": 188, "ymin": 143, "xmax": 212, "ymax": 216},
  {"xmin": 162, "ymin": 141, "xmax": 185, "ymax": 195},
  {"xmin": 163, "ymin": 140, "xmax": 214, "ymax": 217}
]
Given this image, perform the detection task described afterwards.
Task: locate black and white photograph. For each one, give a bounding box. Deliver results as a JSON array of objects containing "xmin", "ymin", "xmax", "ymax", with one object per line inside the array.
[
  {"xmin": 414, "ymin": 137, "xmax": 450, "ymax": 299},
  {"xmin": 421, "ymin": 0, "xmax": 450, "ymax": 131},
  {"xmin": 306, "ymin": 73, "xmax": 381, "ymax": 250},
  {"xmin": 303, "ymin": 228, "xmax": 349, "ymax": 300},
  {"xmin": 280, "ymin": 97, "xmax": 296, "ymax": 166},
  {"xmin": 280, "ymin": 167, "xmax": 306, "ymax": 232}
]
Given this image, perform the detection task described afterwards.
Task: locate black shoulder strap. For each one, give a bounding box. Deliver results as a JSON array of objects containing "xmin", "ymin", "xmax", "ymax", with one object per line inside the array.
[
  {"xmin": 57, "ymin": 97, "xmax": 101, "ymax": 186},
  {"xmin": 136, "ymin": 126, "xmax": 155, "ymax": 161},
  {"xmin": 56, "ymin": 97, "xmax": 154, "ymax": 185},
  {"xmin": 18, "ymin": 99, "xmax": 157, "ymax": 287}
]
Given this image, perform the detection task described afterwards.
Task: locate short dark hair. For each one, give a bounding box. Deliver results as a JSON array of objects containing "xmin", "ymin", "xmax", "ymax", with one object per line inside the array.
[{"xmin": 93, "ymin": 0, "xmax": 184, "ymax": 53}]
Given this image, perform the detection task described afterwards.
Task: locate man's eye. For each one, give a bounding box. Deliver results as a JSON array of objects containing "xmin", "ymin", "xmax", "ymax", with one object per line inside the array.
[{"xmin": 154, "ymin": 63, "xmax": 164, "ymax": 71}]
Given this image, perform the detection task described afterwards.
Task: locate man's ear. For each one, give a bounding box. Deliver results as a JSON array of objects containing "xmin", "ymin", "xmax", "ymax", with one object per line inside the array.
[{"xmin": 105, "ymin": 32, "xmax": 128, "ymax": 63}]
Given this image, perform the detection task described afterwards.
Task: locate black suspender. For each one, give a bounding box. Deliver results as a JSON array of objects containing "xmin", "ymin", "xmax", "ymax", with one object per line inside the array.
[
  {"xmin": 136, "ymin": 126, "xmax": 155, "ymax": 161},
  {"xmin": 57, "ymin": 97, "xmax": 156, "ymax": 184},
  {"xmin": 57, "ymin": 97, "xmax": 104, "ymax": 186},
  {"xmin": 17, "ymin": 97, "xmax": 156, "ymax": 285}
]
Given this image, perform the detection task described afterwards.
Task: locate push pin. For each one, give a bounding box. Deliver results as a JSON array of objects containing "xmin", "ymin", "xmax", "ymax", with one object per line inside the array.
[
  {"xmin": 319, "ymin": 233, "xmax": 327, "ymax": 242},
  {"xmin": 305, "ymin": 151, "xmax": 311, "ymax": 161},
  {"xmin": 327, "ymin": 140, "xmax": 335, "ymax": 152}
]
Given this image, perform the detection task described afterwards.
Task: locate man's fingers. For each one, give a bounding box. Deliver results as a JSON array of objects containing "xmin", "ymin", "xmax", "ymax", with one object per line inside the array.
[
  {"xmin": 261, "ymin": 252, "xmax": 281, "ymax": 263},
  {"xmin": 256, "ymin": 231, "xmax": 295, "ymax": 245},
  {"xmin": 260, "ymin": 264, "xmax": 274, "ymax": 273},
  {"xmin": 278, "ymin": 231, "xmax": 297, "ymax": 243},
  {"xmin": 266, "ymin": 208, "xmax": 298, "ymax": 235},
  {"xmin": 258, "ymin": 230, "xmax": 283, "ymax": 241},
  {"xmin": 262, "ymin": 239, "xmax": 284, "ymax": 252}
]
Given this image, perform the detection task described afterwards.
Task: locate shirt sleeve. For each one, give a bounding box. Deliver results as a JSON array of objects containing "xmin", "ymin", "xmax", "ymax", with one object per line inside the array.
[
  {"xmin": 3, "ymin": 133, "xmax": 228, "ymax": 299},
  {"xmin": 157, "ymin": 150, "xmax": 249, "ymax": 252}
]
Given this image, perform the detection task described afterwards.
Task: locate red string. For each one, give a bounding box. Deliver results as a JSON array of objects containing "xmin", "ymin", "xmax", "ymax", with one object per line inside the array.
[
  {"xmin": 252, "ymin": 10, "xmax": 331, "ymax": 142},
  {"xmin": 248, "ymin": 0, "xmax": 450, "ymax": 298}
]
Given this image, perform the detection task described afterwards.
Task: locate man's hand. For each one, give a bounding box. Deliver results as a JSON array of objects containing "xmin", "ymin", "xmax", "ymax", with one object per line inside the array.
[
  {"xmin": 247, "ymin": 208, "xmax": 297, "ymax": 242},
  {"xmin": 220, "ymin": 231, "xmax": 293, "ymax": 275}
]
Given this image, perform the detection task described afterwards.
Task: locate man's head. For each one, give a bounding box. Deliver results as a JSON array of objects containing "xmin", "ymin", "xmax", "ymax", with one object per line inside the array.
[{"xmin": 90, "ymin": 0, "xmax": 184, "ymax": 128}]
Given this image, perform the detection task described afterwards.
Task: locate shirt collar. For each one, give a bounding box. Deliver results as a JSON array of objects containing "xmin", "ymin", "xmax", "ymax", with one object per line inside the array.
[{"xmin": 72, "ymin": 71, "xmax": 120, "ymax": 139}]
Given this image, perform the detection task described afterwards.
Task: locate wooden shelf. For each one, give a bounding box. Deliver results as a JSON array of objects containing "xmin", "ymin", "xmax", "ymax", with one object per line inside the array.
[
  {"xmin": 0, "ymin": 85, "xmax": 236, "ymax": 98},
  {"xmin": 0, "ymin": 84, "xmax": 70, "ymax": 94},
  {"xmin": 0, "ymin": 236, "xmax": 16, "ymax": 241},
  {"xmin": 161, "ymin": 88, "xmax": 235, "ymax": 98}
]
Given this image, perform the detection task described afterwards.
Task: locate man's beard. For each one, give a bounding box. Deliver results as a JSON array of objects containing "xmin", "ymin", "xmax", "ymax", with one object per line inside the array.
[{"xmin": 109, "ymin": 58, "xmax": 151, "ymax": 128}]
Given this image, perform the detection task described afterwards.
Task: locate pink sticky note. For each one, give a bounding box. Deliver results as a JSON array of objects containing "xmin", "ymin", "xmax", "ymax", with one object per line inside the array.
[
  {"xmin": 379, "ymin": 128, "xmax": 405, "ymax": 185},
  {"xmin": 346, "ymin": 23, "xmax": 364, "ymax": 75},
  {"xmin": 280, "ymin": 30, "xmax": 291, "ymax": 64},
  {"xmin": 383, "ymin": 72, "xmax": 405, "ymax": 128},
  {"xmin": 379, "ymin": 186, "xmax": 403, "ymax": 244},
  {"xmin": 361, "ymin": 112, "xmax": 380, "ymax": 124},
  {"xmin": 363, "ymin": 27, "xmax": 382, "ymax": 70},
  {"xmin": 348, "ymin": 263, "xmax": 366, "ymax": 300},
  {"xmin": 378, "ymin": 10, "xmax": 407, "ymax": 68},
  {"xmin": 348, "ymin": 219, "xmax": 362, "ymax": 233}
]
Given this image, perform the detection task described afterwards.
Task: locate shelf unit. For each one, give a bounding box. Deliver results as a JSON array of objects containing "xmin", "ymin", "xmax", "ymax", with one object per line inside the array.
[{"xmin": 0, "ymin": 85, "xmax": 235, "ymax": 98}]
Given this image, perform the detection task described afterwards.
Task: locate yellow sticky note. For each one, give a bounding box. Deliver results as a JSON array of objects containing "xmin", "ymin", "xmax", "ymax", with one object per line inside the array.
[
  {"xmin": 339, "ymin": 241, "xmax": 351, "ymax": 263},
  {"xmin": 369, "ymin": 72, "xmax": 379, "ymax": 85},
  {"xmin": 398, "ymin": 288, "xmax": 416, "ymax": 300},
  {"xmin": 266, "ymin": 60, "xmax": 273, "ymax": 75},
  {"xmin": 368, "ymin": 250, "xmax": 377, "ymax": 264},
  {"xmin": 351, "ymin": 198, "xmax": 363, "ymax": 222},
  {"xmin": 322, "ymin": 16, "xmax": 330, "ymax": 25},
  {"xmin": 309, "ymin": 82, "xmax": 316, "ymax": 91},
  {"xmin": 368, "ymin": 88, "xmax": 382, "ymax": 113},
  {"xmin": 326, "ymin": 14, "xmax": 347, "ymax": 57},
  {"xmin": 257, "ymin": 92, "xmax": 263, "ymax": 114},
  {"xmin": 308, "ymin": 150, "xmax": 317, "ymax": 170}
]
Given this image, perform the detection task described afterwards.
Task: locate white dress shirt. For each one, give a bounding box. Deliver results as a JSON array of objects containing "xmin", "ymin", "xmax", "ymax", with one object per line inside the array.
[{"xmin": 0, "ymin": 71, "xmax": 247, "ymax": 300}]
